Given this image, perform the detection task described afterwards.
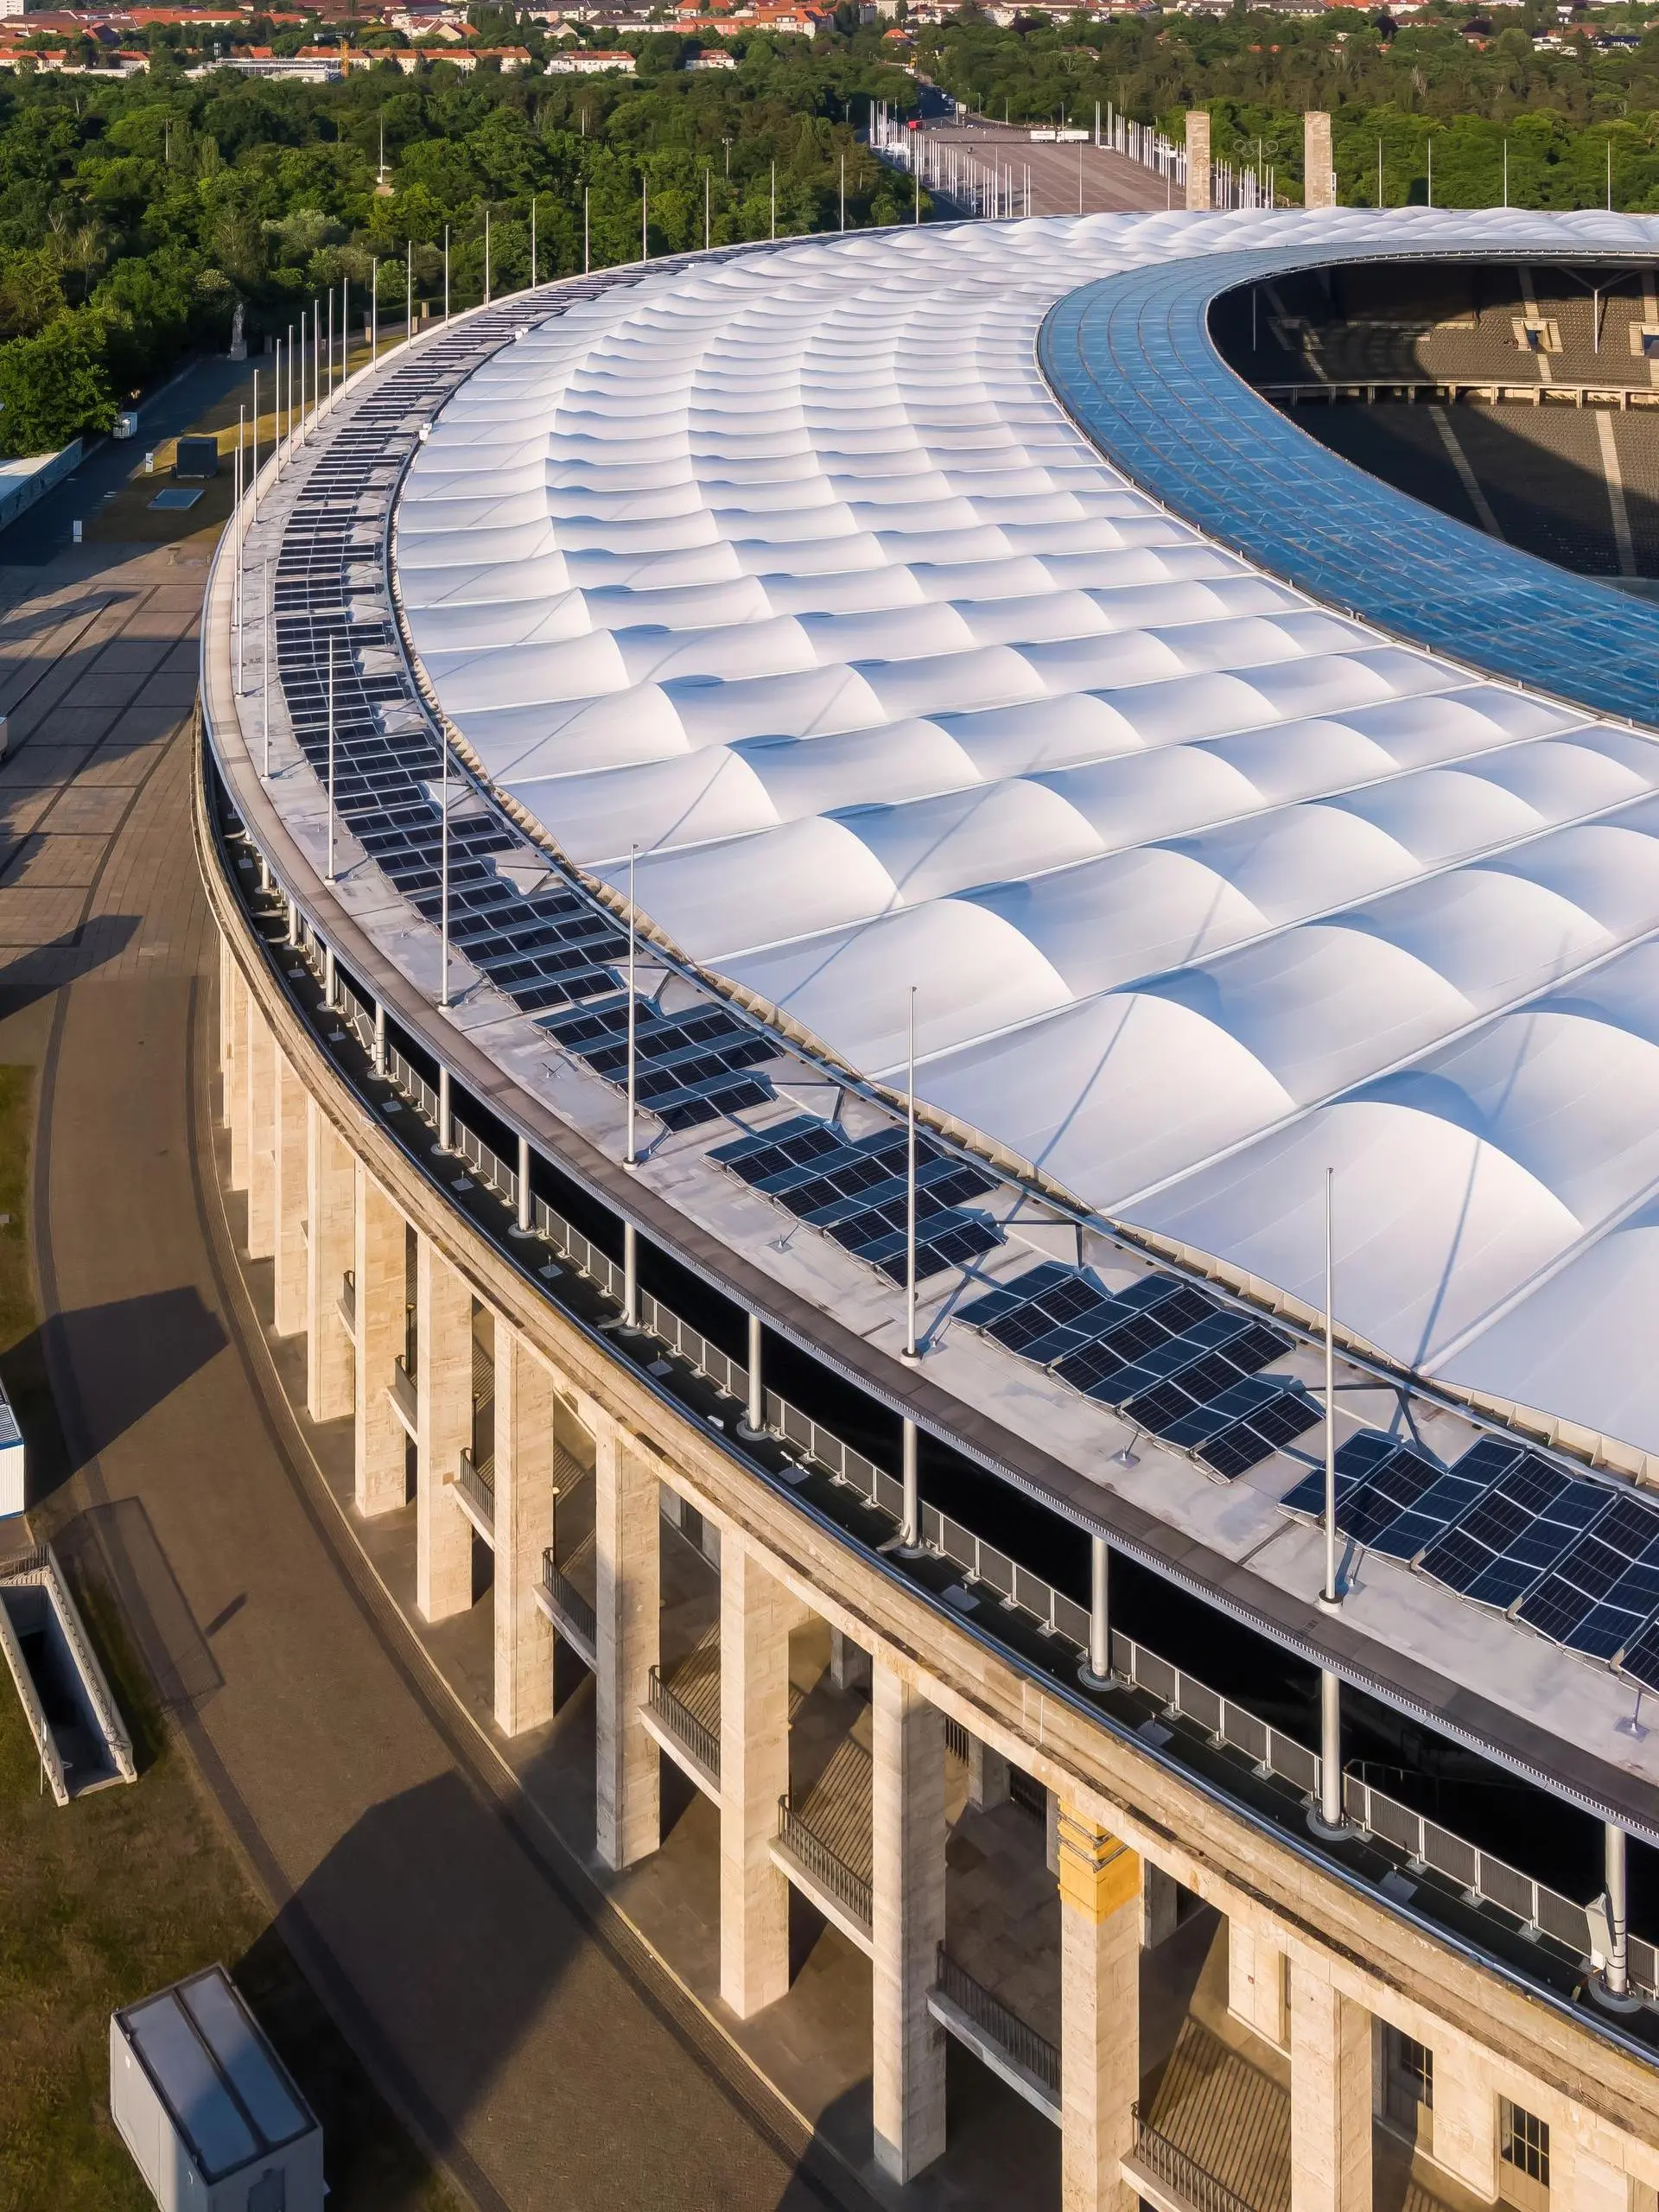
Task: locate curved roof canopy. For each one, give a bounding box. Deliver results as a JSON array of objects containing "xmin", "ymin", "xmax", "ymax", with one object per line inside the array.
[{"xmin": 397, "ymin": 207, "xmax": 1659, "ymax": 1463}]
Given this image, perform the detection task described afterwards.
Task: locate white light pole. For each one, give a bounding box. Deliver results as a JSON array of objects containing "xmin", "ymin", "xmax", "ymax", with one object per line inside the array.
[
  {"xmin": 902, "ymin": 984, "xmax": 919, "ymax": 1364},
  {"xmin": 261, "ymin": 558, "xmax": 270, "ymax": 778},
  {"xmin": 439, "ymin": 734, "xmax": 450, "ymax": 1009},
  {"xmin": 625, "ymin": 843, "xmax": 639, "ymax": 1169},
  {"xmin": 325, "ymin": 640, "xmax": 337, "ymax": 882},
  {"xmin": 531, "ymin": 194, "xmax": 537, "ymax": 288},
  {"xmin": 1319, "ymin": 1166, "xmax": 1340, "ymax": 1615}
]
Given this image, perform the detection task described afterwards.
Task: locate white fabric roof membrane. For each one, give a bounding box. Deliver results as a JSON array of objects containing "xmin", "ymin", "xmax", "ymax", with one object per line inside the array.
[{"xmin": 398, "ymin": 207, "xmax": 1659, "ymax": 1461}]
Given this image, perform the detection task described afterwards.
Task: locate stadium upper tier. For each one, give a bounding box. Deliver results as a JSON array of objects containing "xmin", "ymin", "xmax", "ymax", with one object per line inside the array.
[{"xmin": 397, "ymin": 207, "xmax": 1659, "ymax": 1475}]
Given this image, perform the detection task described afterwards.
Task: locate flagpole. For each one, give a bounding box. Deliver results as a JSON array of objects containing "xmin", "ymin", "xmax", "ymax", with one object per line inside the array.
[
  {"xmin": 326, "ymin": 640, "xmax": 337, "ymax": 882},
  {"xmin": 625, "ymin": 844, "xmax": 639, "ymax": 1169},
  {"xmin": 1319, "ymin": 1166, "xmax": 1341, "ymax": 1614}
]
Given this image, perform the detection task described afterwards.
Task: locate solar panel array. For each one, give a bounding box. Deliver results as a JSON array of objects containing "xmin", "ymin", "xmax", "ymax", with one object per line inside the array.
[
  {"xmin": 543, "ymin": 995, "xmax": 778, "ymax": 1130},
  {"xmin": 1282, "ymin": 1428, "xmax": 1659, "ymax": 1689},
  {"xmin": 270, "ymin": 302, "xmax": 632, "ymax": 1022},
  {"xmin": 957, "ymin": 1262, "xmax": 1315, "ymax": 1478},
  {"xmin": 711, "ymin": 1114, "xmax": 1003, "ymax": 1282}
]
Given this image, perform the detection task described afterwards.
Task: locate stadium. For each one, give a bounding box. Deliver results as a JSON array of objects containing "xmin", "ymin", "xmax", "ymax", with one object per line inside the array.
[{"xmin": 199, "ymin": 200, "xmax": 1659, "ymax": 2209}]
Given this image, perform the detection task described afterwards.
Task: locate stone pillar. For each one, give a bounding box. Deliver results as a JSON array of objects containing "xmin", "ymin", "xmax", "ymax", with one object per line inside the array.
[
  {"xmin": 871, "ymin": 1659, "xmax": 947, "ymax": 2183},
  {"xmin": 1143, "ymin": 1862, "xmax": 1180, "ymax": 1949},
  {"xmin": 1305, "ymin": 111, "xmax": 1336, "ymax": 210},
  {"xmin": 1429, "ymin": 2039, "xmax": 1497, "ymax": 2202},
  {"xmin": 1563, "ymin": 2144, "xmax": 1629, "ymax": 2212},
  {"xmin": 593, "ymin": 1417, "xmax": 660, "ymax": 1871},
  {"xmin": 353, "ymin": 1164, "xmax": 406, "ymax": 1516},
  {"xmin": 493, "ymin": 1325, "xmax": 556, "ymax": 1737},
  {"xmin": 720, "ymin": 1535, "xmax": 792, "ymax": 2018},
  {"xmin": 1229, "ymin": 1919, "xmax": 1289, "ymax": 2048},
  {"xmin": 968, "ymin": 1735, "xmax": 1009, "ymax": 1813},
  {"xmin": 270, "ymin": 1053, "xmax": 308, "ymax": 1337},
  {"xmin": 1185, "ymin": 111, "xmax": 1211, "ymax": 212},
  {"xmin": 416, "ymin": 1233, "xmax": 473, "ymax": 1623},
  {"xmin": 830, "ymin": 1625, "xmax": 871, "ymax": 1694},
  {"xmin": 1058, "ymin": 1808, "xmax": 1141, "ymax": 2212},
  {"xmin": 225, "ymin": 960, "xmax": 251, "ymax": 1186},
  {"xmin": 245, "ymin": 995, "xmax": 276, "ymax": 1259},
  {"xmin": 1289, "ymin": 1961, "xmax": 1373, "ymax": 2212},
  {"xmin": 305, "ymin": 1100, "xmax": 354, "ymax": 1422}
]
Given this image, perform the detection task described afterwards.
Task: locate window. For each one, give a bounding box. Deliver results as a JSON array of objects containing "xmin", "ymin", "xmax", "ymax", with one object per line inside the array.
[
  {"xmin": 1499, "ymin": 2099, "xmax": 1550, "ymax": 2212},
  {"xmin": 1383, "ymin": 2028, "xmax": 1433, "ymax": 2147}
]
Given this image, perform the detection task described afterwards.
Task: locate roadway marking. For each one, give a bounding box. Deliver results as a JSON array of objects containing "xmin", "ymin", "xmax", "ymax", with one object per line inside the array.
[{"xmin": 1428, "ymin": 404, "xmax": 1506, "ymax": 541}]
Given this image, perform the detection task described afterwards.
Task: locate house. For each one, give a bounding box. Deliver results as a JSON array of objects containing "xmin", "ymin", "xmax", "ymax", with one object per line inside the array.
[{"xmin": 544, "ymin": 42, "xmax": 634, "ymax": 65}]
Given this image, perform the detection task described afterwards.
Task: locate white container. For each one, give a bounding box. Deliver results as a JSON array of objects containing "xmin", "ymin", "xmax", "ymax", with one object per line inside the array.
[
  {"xmin": 114, "ymin": 411, "xmax": 139, "ymax": 440},
  {"xmin": 111, "ymin": 1967, "xmax": 324, "ymax": 2212},
  {"xmin": 0, "ymin": 1379, "xmax": 22, "ymax": 1516}
]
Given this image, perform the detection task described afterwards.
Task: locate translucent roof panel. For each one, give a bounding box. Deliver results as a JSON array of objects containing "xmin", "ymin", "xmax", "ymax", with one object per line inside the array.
[{"xmin": 400, "ymin": 208, "xmax": 1659, "ymax": 1461}]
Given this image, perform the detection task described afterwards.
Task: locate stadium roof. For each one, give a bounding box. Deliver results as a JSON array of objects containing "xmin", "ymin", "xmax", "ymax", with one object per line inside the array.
[{"xmin": 397, "ymin": 206, "xmax": 1659, "ymax": 1476}]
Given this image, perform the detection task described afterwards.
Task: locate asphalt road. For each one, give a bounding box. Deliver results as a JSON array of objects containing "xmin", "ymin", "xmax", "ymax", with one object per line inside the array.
[{"xmin": 0, "ymin": 465, "xmax": 876, "ymax": 2207}]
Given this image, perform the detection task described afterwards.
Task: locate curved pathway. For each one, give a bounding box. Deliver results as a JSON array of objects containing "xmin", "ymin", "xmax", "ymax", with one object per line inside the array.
[{"xmin": 0, "ymin": 526, "xmax": 864, "ymax": 2212}]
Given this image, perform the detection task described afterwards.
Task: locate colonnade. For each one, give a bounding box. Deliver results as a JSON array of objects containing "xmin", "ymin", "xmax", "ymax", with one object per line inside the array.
[{"xmin": 216, "ymin": 930, "xmax": 1657, "ymax": 2212}]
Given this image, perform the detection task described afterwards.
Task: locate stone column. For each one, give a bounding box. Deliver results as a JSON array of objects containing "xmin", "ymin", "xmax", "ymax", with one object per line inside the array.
[
  {"xmin": 353, "ymin": 1164, "xmax": 406, "ymax": 1516},
  {"xmin": 305, "ymin": 1100, "xmax": 354, "ymax": 1423},
  {"xmin": 593, "ymin": 1416, "xmax": 660, "ymax": 1871},
  {"xmin": 830, "ymin": 1625, "xmax": 871, "ymax": 1694},
  {"xmin": 871, "ymin": 1658, "xmax": 947, "ymax": 2183},
  {"xmin": 1289, "ymin": 1961, "xmax": 1373, "ymax": 2212},
  {"xmin": 968, "ymin": 1735, "xmax": 1009, "ymax": 1813},
  {"xmin": 1305, "ymin": 111, "xmax": 1336, "ymax": 210},
  {"xmin": 1058, "ymin": 1807, "xmax": 1141, "ymax": 2212},
  {"xmin": 493, "ymin": 1325, "xmax": 556, "ymax": 1737},
  {"xmin": 1229, "ymin": 1918, "xmax": 1289, "ymax": 2048},
  {"xmin": 245, "ymin": 994, "xmax": 276, "ymax": 1259},
  {"xmin": 219, "ymin": 937, "xmax": 242, "ymax": 1135},
  {"xmin": 1143, "ymin": 1862, "xmax": 1179, "ymax": 1949},
  {"xmin": 720, "ymin": 1535, "xmax": 792, "ymax": 2018},
  {"xmin": 226, "ymin": 964, "xmax": 250, "ymax": 1173},
  {"xmin": 271, "ymin": 1053, "xmax": 308, "ymax": 1337},
  {"xmin": 1185, "ymin": 111, "xmax": 1211, "ymax": 212},
  {"xmin": 416, "ymin": 1233, "xmax": 473, "ymax": 1623},
  {"xmin": 1429, "ymin": 2038, "xmax": 1497, "ymax": 2202}
]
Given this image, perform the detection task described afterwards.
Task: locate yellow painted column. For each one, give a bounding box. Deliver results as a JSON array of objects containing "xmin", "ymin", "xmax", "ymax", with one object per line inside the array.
[{"xmin": 1059, "ymin": 1807, "xmax": 1141, "ymax": 2212}]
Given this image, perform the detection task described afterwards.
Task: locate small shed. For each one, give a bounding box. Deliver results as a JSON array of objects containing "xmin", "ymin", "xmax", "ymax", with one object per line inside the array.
[{"xmin": 111, "ymin": 1967, "xmax": 324, "ymax": 2212}]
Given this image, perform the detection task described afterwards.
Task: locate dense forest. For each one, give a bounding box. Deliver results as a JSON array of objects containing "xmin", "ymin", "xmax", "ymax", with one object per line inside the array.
[
  {"xmin": 0, "ymin": 41, "xmax": 921, "ymax": 451},
  {"xmin": 9, "ymin": 2, "xmax": 1659, "ymax": 453}
]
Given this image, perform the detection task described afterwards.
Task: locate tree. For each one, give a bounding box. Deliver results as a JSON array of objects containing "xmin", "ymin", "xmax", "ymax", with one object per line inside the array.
[{"xmin": 0, "ymin": 310, "xmax": 116, "ymax": 455}]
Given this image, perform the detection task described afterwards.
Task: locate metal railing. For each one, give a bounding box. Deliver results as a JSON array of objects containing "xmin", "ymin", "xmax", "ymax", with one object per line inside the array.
[
  {"xmin": 391, "ymin": 1354, "xmax": 417, "ymax": 1427},
  {"xmin": 541, "ymin": 1549, "xmax": 596, "ymax": 1652},
  {"xmin": 457, "ymin": 1446, "xmax": 494, "ymax": 1529},
  {"xmin": 1131, "ymin": 2106, "xmax": 1261, "ymax": 2212},
  {"xmin": 776, "ymin": 1790, "xmax": 873, "ymax": 1933},
  {"xmin": 933, "ymin": 1946, "xmax": 1059, "ymax": 2095},
  {"xmin": 311, "ymin": 953, "xmax": 1654, "ymax": 1997},
  {"xmin": 647, "ymin": 1663, "xmax": 721, "ymax": 1782},
  {"xmin": 1340, "ymin": 1772, "xmax": 1603, "ymax": 1967},
  {"xmin": 1110, "ymin": 1627, "xmax": 1322, "ymax": 1801}
]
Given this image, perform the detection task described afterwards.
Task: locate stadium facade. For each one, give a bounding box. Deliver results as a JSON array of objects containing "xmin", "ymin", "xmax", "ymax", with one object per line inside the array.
[{"xmin": 199, "ymin": 207, "xmax": 1659, "ymax": 2210}]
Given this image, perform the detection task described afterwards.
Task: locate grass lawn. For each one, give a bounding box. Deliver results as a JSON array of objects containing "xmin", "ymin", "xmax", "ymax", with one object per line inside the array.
[{"xmin": 0, "ymin": 1059, "xmax": 460, "ymax": 2212}]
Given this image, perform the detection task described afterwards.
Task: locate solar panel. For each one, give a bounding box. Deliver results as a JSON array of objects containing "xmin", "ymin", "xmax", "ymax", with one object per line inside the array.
[
  {"xmin": 957, "ymin": 1263, "xmax": 1077, "ymax": 1327},
  {"xmin": 1281, "ymin": 1428, "xmax": 1395, "ymax": 1520},
  {"xmin": 1198, "ymin": 1388, "xmax": 1320, "ymax": 1479},
  {"xmin": 1342, "ymin": 1447, "xmax": 1445, "ymax": 1549},
  {"xmin": 544, "ymin": 994, "xmax": 779, "ymax": 1128},
  {"xmin": 1415, "ymin": 1457, "xmax": 1612, "ymax": 1610},
  {"xmin": 1513, "ymin": 1493, "xmax": 1659, "ymax": 1657},
  {"xmin": 1617, "ymin": 1613, "xmax": 1659, "ymax": 1694}
]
